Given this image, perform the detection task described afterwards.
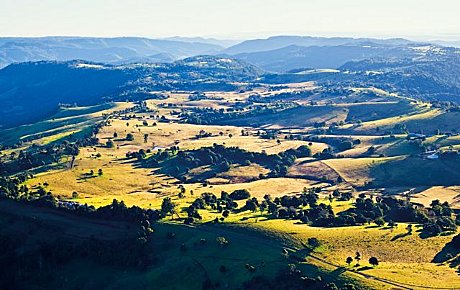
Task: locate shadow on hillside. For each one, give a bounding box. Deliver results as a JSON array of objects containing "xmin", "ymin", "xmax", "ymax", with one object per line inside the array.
[
  {"xmin": 432, "ymin": 235, "xmax": 460, "ymax": 268},
  {"xmin": 390, "ymin": 231, "xmax": 412, "ymax": 241},
  {"xmin": 368, "ymin": 156, "xmax": 460, "ymax": 188}
]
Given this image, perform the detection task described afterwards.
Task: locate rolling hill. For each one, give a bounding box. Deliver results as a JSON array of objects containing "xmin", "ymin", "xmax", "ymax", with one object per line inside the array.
[{"xmin": 0, "ymin": 56, "xmax": 261, "ymax": 128}]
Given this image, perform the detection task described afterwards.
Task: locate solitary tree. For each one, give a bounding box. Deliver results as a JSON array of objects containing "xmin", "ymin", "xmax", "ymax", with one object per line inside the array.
[
  {"xmin": 346, "ymin": 256, "xmax": 353, "ymax": 266},
  {"xmin": 98, "ymin": 169, "xmax": 103, "ymax": 176},
  {"xmin": 369, "ymin": 257, "xmax": 379, "ymax": 267},
  {"xmin": 144, "ymin": 134, "xmax": 149, "ymax": 143},
  {"xmin": 355, "ymin": 252, "xmax": 361, "ymax": 264},
  {"xmin": 126, "ymin": 133, "xmax": 134, "ymax": 141}
]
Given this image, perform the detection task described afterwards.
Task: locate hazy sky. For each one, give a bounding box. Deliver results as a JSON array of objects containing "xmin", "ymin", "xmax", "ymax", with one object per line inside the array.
[{"xmin": 1, "ymin": 0, "xmax": 459, "ymax": 40}]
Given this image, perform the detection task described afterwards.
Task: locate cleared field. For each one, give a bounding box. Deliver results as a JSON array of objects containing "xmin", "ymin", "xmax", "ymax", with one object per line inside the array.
[
  {"xmin": 409, "ymin": 186, "xmax": 460, "ymax": 208},
  {"xmin": 249, "ymin": 219, "xmax": 460, "ymax": 289},
  {"xmin": 180, "ymin": 135, "xmax": 328, "ymax": 155},
  {"xmin": 288, "ymin": 159, "xmax": 341, "ymax": 182},
  {"xmin": 322, "ymin": 157, "xmax": 398, "ymax": 187},
  {"xmin": 222, "ymin": 105, "xmax": 348, "ymax": 129}
]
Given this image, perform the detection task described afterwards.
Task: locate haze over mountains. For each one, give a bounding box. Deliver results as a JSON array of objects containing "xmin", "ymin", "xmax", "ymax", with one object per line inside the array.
[
  {"xmin": 0, "ymin": 36, "xmax": 224, "ymax": 67},
  {"xmin": 2, "ymin": 35, "xmax": 460, "ymax": 129}
]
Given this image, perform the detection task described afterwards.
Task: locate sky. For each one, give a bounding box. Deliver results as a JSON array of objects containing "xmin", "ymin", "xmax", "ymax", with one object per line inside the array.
[{"xmin": 1, "ymin": 0, "xmax": 460, "ymax": 40}]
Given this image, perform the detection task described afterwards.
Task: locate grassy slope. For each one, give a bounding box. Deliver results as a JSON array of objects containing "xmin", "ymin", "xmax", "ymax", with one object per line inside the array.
[{"xmin": 0, "ymin": 102, "xmax": 130, "ymax": 146}]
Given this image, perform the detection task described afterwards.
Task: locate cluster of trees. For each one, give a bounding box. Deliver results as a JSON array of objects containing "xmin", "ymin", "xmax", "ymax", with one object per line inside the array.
[
  {"xmin": 171, "ymin": 183, "xmax": 458, "ymax": 238},
  {"xmin": 147, "ymin": 144, "xmax": 311, "ymax": 183},
  {"xmin": 262, "ymin": 191, "xmax": 458, "ymax": 236},
  {"xmin": 180, "ymin": 102, "xmax": 297, "ymax": 125},
  {"xmin": 126, "ymin": 148, "xmax": 150, "ymax": 160},
  {"xmin": 180, "ymin": 190, "xmax": 249, "ymax": 223},
  {"xmin": 0, "ymin": 135, "xmax": 98, "ymax": 175},
  {"xmin": 345, "ymin": 253, "xmax": 379, "ymax": 267}
]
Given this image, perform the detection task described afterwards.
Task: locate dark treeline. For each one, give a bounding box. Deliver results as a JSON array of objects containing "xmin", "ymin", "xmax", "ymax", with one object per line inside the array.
[
  {"xmin": 143, "ymin": 143, "xmax": 312, "ymax": 182},
  {"xmin": 179, "ymin": 102, "xmax": 298, "ymax": 125}
]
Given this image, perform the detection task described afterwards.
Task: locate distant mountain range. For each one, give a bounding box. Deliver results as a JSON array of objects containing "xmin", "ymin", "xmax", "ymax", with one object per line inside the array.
[
  {"xmin": 221, "ymin": 35, "xmax": 414, "ymax": 55},
  {"xmin": 228, "ymin": 43, "xmax": 417, "ymax": 72},
  {"xmin": 3, "ymin": 35, "xmax": 457, "ymax": 73},
  {"xmin": 0, "ymin": 37, "xmax": 224, "ymax": 68}
]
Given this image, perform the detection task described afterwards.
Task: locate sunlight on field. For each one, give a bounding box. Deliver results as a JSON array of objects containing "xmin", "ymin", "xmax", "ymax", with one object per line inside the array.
[
  {"xmin": 249, "ymin": 219, "xmax": 460, "ymax": 289},
  {"xmin": 322, "ymin": 157, "xmax": 400, "ymax": 186}
]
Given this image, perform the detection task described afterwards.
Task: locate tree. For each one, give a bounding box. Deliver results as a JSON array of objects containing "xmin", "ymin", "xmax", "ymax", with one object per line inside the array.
[
  {"xmin": 144, "ymin": 134, "xmax": 149, "ymax": 143},
  {"xmin": 355, "ymin": 252, "xmax": 361, "ymax": 264},
  {"xmin": 222, "ymin": 210, "xmax": 230, "ymax": 218},
  {"xmin": 375, "ymin": 217, "xmax": 385, "ymax": 226},
  {"xmin": 126, "ymin": 133, "xmax": 134, "ymax": 141},
  {"xmin": 346, "ymin": 256, "xmax": 353, "ymax": 266},
  {"xmin": 369, "ymin": 256, "xmax": 379, "ymax": 267},
  {"xmin": 98, "ymin": 169, "xmax": 103, "ymax": 176},
  {"xmin": 113, "ymin": 132, "xmax": 118, "ymax": 138},
  {"xmin": 72, "ymin": 191, "xmax": 79, "ymax": 199},
  {"xmin": 106, "ymin": 139, "xmax": 114, "ymax": 148},
  {"xmin": 307, "ymin": 237, "xmax": 321, "ymax": 248},
  {"xmin": 161, "ymin": 197, "xmax": 177, "ymax": 218}
]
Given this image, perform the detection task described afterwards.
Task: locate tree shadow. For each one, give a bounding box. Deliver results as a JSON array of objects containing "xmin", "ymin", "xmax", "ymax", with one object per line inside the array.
[
  {"xmin": 432, "ymin": 235, "xmax": 460, "ymax": 267},
  {"xmin": 391, "ymin": 231, "xmax": 412, "ymax": 241},
  {"xmin": 330, "ymin": 266, "xmax": 347, "ymax": 276},
  {"xmin": 364, "ymin": 225, "xmax": 380, "ymax": 229},
  {"xmin": 356, "ymin": 266, "xmax": 373, "ymax": 271}
]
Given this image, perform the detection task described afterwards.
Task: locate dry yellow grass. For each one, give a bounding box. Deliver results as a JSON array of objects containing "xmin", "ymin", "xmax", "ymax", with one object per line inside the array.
[
  {"xmin": 249, "ymin": 219, "xmax": 460, "ymax": 289},
  {"xmin": 322, "ymin": 157, "xmax": 400, "ymax": 187},
  {"xmin": 409, "ymin": 186, "xmax": 460, "ymax": 209}
]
